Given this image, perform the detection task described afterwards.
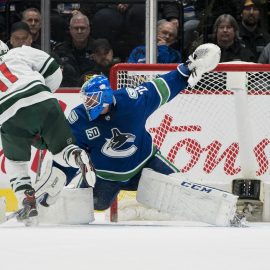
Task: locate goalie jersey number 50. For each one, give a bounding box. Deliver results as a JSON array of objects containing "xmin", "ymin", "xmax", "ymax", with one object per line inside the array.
[{"xmin": 86, "ymin": 127, "xmax": 100, "ymax": 140}]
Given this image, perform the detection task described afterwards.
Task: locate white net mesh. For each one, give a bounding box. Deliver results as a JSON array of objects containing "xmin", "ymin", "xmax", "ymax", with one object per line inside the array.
[{"xmin": 109, "ymin": 63, "xmax": 270, "ymax": 211}]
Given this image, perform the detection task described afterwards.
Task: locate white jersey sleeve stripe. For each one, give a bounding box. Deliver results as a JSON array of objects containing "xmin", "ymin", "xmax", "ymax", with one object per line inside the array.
[
  {"xmin": 39, "ymin": 57, "xmax": 59, "ymax": 78},
  {"xmin": 0, "ymin": 80, "xmax": 44, "ymax": 105}
]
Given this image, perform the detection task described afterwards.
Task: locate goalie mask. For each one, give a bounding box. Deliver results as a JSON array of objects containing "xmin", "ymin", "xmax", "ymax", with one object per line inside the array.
[{"xmin": 80, "ymin": 75, "xmax": 113, "ymax": 121}]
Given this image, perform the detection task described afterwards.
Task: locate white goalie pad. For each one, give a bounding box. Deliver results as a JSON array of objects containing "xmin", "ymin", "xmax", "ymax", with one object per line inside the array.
[
  {"xmin": 0, "ymin": 197, "xmax": 6, "ymax": 223},
  {"xmin": 106, "ymin": 196, "xmax": 179, "ymax": 222},
  {"xmin": 137, "ymin": 168, "xmax": 238, "ymax": 226},
  {"xmin": 37, "ymin": 188, "xmax": 94, "ymax": 225},
  {"xmin": 34, "ymin": 160, "xmax": 66, "ymax": 205}
]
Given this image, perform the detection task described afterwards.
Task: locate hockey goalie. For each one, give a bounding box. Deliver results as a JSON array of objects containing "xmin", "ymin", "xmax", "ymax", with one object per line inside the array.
[{"xmin": 0, "ymin": 39, "xmax": 243, "ymax": 226}]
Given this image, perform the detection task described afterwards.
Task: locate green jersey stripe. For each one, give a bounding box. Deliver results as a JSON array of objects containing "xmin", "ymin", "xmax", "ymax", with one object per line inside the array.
[
  {"xmin": 43, "ymin": 60, "xmax": 60, "ymax": 78},
  {"xmin": 0, "ymin": 80, "xmax": 43, "ymax": 104},
  {"xmin": 152, "ymin": 78, "xmax": 171, "ymax": 106},
  {"xmin": 0, "ymin": 84, "xmax": 51, "ymax": 114},
  {"xmin": 39, "ymin": 57, "xmax": 59, "ymax": 78},
  {"xmin": 155, "ymin": 150, "xmax": 179, "ymax": 173}
]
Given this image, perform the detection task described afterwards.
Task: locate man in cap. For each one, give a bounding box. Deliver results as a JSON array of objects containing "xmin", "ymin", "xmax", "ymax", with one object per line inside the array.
[{"xmin": 239, "ymin": 0, "xmax": 270, "ymax": 61}]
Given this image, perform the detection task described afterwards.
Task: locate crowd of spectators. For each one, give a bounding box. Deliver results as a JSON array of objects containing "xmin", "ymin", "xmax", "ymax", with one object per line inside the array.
[{"xmin": 0, "ymin": 0, "xmax": 270, "ymax": 87}]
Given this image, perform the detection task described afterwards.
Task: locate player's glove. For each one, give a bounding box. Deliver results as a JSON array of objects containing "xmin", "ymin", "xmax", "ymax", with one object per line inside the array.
[{"xmin": 184, "ymin": 43, "xmax": 221, "ymax": 87}]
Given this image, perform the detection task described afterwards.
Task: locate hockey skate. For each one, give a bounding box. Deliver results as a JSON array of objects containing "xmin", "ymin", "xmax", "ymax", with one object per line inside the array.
[
  {"xmin": 230, "ymin": 212, "xmax": 247, "ymax": 227},
  {"xmin": 17, "ymin": 188, "xmax": 38, "ymax": 225}
]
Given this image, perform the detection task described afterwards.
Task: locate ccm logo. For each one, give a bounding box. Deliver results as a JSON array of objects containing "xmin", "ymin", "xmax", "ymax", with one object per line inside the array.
[
  {"xmin": 181, "ymin": 181, "xmax": 212, "ymax": 193},
  {"xmin": 51, "ymin": 177, "xmax": 59, "ymax": 188}
]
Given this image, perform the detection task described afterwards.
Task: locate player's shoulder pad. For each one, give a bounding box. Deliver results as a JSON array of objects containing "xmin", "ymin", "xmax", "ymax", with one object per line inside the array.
[{"xmin": 67, "ymin": 104, "xmax": 85, "ymax": 124}]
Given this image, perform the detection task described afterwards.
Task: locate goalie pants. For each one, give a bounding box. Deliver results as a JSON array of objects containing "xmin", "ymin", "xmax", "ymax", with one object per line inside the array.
[
  {"xmin": 1, "ymin": 98, "xmax": 76, "ymax": 161},
  {"xmin": 91, "ymin": 151, "xmax": 179, "ymax": 210}
]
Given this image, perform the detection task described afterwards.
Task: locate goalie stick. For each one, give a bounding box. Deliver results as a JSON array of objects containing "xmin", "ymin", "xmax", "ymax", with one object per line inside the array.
[
  {"xmin": 35, "ymin": 150, "xmax": 44, "ymax": 184},
  {"xmin": 0, "ymin": 193, "xmax": 47, "ymax": 225},
  {"xmin": 0, "ymin": 150, "xmax": 96, "ymax": 225}
]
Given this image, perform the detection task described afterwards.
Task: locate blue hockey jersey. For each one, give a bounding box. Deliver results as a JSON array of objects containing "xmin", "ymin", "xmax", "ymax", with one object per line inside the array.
[{"xmin": 67, "ymin": 67, "xmax": 189, "ymax": 182}]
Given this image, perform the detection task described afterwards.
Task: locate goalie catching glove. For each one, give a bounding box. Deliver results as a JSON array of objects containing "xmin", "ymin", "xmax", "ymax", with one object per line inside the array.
[{"xmin": 180, "ymin": 43, "xmax": 221, "ymax": 88}]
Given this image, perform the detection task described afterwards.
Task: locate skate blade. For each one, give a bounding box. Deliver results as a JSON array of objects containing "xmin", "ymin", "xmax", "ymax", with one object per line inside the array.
[
  {"xmin": 23, "ymin": 216, "xmax": 39, "ymax": 227},
  {"xmin": 230, "ymin": 214, "xmax": 248, "ymax": 228}
]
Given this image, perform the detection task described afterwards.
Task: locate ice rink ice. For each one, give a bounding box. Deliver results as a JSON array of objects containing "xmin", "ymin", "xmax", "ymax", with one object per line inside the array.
[{"xmin": 1, "ymin": 213, "xmax": 270, "ymax": 270}]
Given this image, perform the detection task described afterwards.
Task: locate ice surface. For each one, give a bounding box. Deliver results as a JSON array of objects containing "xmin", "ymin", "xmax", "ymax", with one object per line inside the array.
[{"xmin": 1, "ymin": 213, "xmax": 270, "ymax": 270}]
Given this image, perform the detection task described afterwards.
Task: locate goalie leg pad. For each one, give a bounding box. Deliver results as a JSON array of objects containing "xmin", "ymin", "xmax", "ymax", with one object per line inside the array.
[
  {"xmin": 0, "ymin": 197, "xmax": 6, "ymax": 223},
  {"xmin": 34, "ymin": 160, "xmax": 66, "ymax": 206},
  {"xmin": 37, "ymin": 188, "xmax": 94, "ymax": 224},
  {"xmin": 137, "ymin": 168, "xmax": 238, "ymax": 226},
  {"xmin": 109, "ymin": 197, "xmax": 179, "ymax": 222}
]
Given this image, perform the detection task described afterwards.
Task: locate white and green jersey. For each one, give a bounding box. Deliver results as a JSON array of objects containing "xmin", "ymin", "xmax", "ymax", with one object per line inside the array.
[{"xmin": 0, "ymin": 46, "xmax": 62, "ymax": 124}]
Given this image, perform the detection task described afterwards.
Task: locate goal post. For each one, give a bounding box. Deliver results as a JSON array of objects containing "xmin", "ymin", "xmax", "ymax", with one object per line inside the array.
[{"xmin": 109, "ymin": 62, "xmax": 270, "ymax": 222}]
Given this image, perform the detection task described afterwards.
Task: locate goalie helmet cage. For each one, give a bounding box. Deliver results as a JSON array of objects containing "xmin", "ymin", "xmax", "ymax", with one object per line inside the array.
[{"xmin": 109, "ymin": 63, "xmax": 270, "ymax": 222}]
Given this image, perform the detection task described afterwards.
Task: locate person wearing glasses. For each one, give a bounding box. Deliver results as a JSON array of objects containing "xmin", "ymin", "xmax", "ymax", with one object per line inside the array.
[{"xmin": 53, "ymin": 12, "xmax": 95, "ymax": 87}]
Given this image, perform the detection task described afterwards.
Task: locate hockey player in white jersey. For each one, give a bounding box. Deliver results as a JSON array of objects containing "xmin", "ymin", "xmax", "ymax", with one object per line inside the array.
[{"xmin": 0, "ymin": 40, "xmax": 95, "ymax": 222}]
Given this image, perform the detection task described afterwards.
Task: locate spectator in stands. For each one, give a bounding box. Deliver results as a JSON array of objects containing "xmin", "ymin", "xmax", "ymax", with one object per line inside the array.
[
  {"xmin": 238, "ymin": 0, "xmax": 270, "ymax": 61},
  {"xmin": 187, "ymin": 0, "xmax": 242, "ymax": 56},
  {"xmin": 182, "ymin": 0, "xmax": 200, "ymax": 54},
  {"xmin": 80, "ymin": 38, "xmax": 121, "ymax": 83},
  {"xmin": 158, "ymin": 2, "xmax": 184, "ymax": 53},
  {"xmin": 212, "ymin": 14, "xmax": 256, "ymax": 62},
  {"xmin": 91, "ymin": 3, "xmax": 145, "ymax": 61},
  {"xmin": 91, "ymin": 2, "xmax": 182, "ymax": 61},
  {"xmin": 258, "ymin": 42, "xmax": 270, "ymax": 63},
  {"xmin": 6, "ymin": 21, "xmax": 33, "ymax": 49},
  {"xmin": 53, "ymin": 12, "xmax": 95, "ymax": 87},
  {"xmin": 50, "ymin": 5, "xmax": 69, "ymax": 45},
  {"xmin": 21, "ymin": 7, "xmax": 42, "ymax": 49},
  {"xmin": 0, "ymin": 14, "xmax": 5, "ymax": 41},
  {"xmin": 128, "ymin": 19, "xmax": 181, "ymax": 63},
  {"xmin": 0, "ymin": 0, "xmax": 6, "ymax": 40}
]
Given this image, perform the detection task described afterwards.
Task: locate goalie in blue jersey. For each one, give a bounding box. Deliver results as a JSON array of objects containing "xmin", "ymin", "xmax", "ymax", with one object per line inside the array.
[{"xmin": 37, "ymin": 43, "xmax": 221, "ymax": 213}]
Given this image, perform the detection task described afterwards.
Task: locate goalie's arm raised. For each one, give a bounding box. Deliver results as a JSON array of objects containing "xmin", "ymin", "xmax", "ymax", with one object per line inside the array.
[
  {"xmin": 115, "ymin": 43, "xmax": 220, "ymax": 119},
  {"xmin": 157, "ymin": 43, "xmax": 221, "ymax": 97},
  {"xmin": 133, "ymin": 43, "xmax": 221, "ymax": 117}
]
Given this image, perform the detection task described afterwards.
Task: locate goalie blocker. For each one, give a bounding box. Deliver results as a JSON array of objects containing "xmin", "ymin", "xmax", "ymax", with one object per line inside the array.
[{"xmin": 137, "ymin": 168, "xmax": 240, "ymax": 226}]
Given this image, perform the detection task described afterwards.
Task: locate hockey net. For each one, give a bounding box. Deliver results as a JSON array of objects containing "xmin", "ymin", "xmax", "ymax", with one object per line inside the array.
[{"xmin": 109, "ymin": 62, "xmax": 270, "ymax": 221}]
